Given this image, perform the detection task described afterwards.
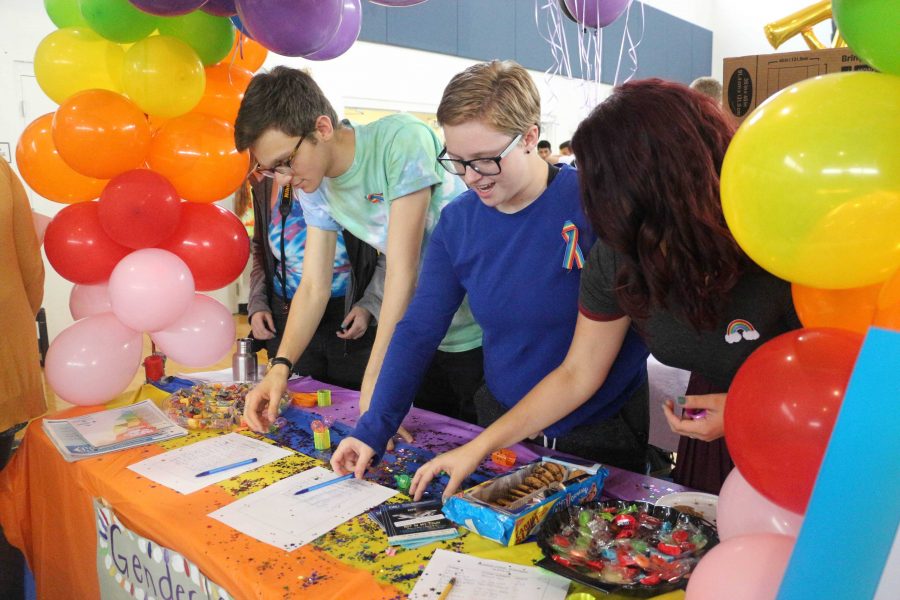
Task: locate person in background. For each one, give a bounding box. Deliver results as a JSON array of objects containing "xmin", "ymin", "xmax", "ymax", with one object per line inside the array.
[
  {"xmin": 690, "ymin": 76, "xmax": 723, "ymax": 105},
  {"xmin": 558, "ymin": 139, "xmax": 576, "ymax": 165},
  {"xmin": 0, "ymin": 160, "xmax": 46, "ymax": 600},
  {"xmin": 244, "ymin": 173, "xmax": 383, "ymax": 390},
  {"xmin": 537, "ymin": 139, "xmax": 555, "ymax": 163},
  {"xmin": 408, "ymin": 79, "xmax": 800, "ymax": 500},
  {"xmin": 236, "ymin": 67, "xmax": 483, "ymax": 435},
  {"xmin": 331, "ymin": 60, "xmax": 649, "ymax": 483}
]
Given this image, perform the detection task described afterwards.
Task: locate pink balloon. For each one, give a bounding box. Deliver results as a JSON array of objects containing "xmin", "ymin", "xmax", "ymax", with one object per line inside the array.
[
  {"xmin": 150, "ymin": 294, "xmax": 235, "ymax": 367},
  {"xmin": 45, "ymin": 313, "xmax": 143, "ymax": 406},
  {"xmin": 109, "ymin": 248, "xmax": 195, "ymax": 332},
  {"xmin": 32, "ymin": 211, "xmax": 51, "ymax": 244},
  {"xmin": 717, "ymin": 468, "xmax": 805, "ymax": 541},
  {"xmin": 69, "ymin": 283, "xmax": 113, "ymax": 320},
  {"xmin": 686, "ymin": 534, "xmax": 795, "ymax": 600}
]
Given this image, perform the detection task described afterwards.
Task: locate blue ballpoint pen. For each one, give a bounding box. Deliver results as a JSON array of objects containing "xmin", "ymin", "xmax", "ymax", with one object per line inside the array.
[
  {"xmin": 294, "ymin": 473, "xmax": 355, "ymax": 495},
  {"xmin": 195, "ymin": 457, "xmax": 258, "ymax": 477}
]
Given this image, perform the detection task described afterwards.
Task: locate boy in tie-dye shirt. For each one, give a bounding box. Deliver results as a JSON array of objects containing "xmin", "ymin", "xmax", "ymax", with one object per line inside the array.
[{"xmin": 235, "ymin": 67, "xmax": 483, "ymax": 438}]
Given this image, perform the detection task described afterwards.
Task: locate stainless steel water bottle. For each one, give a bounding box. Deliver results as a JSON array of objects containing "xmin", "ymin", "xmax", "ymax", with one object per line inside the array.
[{"xmin": 232, "ymin": 338, "xmax": 258, "ymax": 382}]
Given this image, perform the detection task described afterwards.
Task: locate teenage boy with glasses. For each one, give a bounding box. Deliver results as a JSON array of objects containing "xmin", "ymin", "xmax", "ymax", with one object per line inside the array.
[{"xmin": 236, "ymin": 67, "xmax": 483, "ymax": 439}]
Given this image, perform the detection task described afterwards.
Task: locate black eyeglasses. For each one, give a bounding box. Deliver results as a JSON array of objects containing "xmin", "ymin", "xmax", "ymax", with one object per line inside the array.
[
  {"xmin": 437, "ymin": 134, "xmax": 523, "ymax": 176},
  {"xmin": 254, "ymin": 136, "xmax": 304, "ymax": 179}
]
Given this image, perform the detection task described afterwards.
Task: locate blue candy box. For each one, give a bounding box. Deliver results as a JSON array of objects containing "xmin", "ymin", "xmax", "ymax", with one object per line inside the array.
[{"xmin": 443, "ymin": 458, "xmax": 608, "ymax": 546}]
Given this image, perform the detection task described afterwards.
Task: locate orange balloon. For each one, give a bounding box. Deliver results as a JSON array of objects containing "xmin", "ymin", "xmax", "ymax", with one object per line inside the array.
[
  {"xmin": 791, "ymin": 282, "xmax": 881, "ymax": 335},
  {"xmin": 220, "ymin": 32, "xmax": 267, "ymax": 72},
  {"xmin": 192, "ymin": 64, "xmax": 253, "ymax": 124},
  {"xmin": 147, "ymin": 113, "xmax": 250, "ymax": 203},
  {"xmin": 52, "ymin": 90, "xmax": 151, "ymax": 180},
  {"xmin": 877, "ymin": 268, "xmax": 900, "ymax": 311},
  {"xmin": 15, "ymin": 113, "xmax": 107, "ymax": 204},
  {"xmin": 874, "ymin": 303, "xmax": 900, "ymax": 331}
]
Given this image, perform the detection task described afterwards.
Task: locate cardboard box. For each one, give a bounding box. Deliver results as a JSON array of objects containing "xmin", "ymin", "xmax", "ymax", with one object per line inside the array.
[
  {"xmin": 723, "ymin": 47, "xmax": 874, "ymax": 122},
  {"xmin": 442, "ymin": 457, "xmax": 608, "ymax": 546}
]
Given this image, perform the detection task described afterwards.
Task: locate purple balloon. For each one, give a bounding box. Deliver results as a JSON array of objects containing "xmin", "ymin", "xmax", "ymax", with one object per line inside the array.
[
  {"xmin": 305, "ymin": 0, "xmax": 361, "ymax": 61},
  {"xmin": 129, "ymin": 0, "xmax": 209, "ymax": 16},
  {"xmin": 202, "ymin": 0, "xmax": 236, "ymax": 17},
  {"xmin": 369, "ymin": 0, "xmax": 428, "ymax": 5},
  {"xmin": 236, "ymin": 0, "xmax": 343, "ymax": 57},
  {"xmin": 563, "ymin": 0, "xmax": 632, "ymax": 28}
]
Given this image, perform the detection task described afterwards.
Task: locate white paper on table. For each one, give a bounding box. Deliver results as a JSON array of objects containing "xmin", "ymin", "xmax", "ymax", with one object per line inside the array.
[
  {"xmin": 208, "ymin": 466, "xmax": 397, "ymax": 551},
  {"xmin": 127, "ymin": 433, "xmax": 293, "ymax": 495},
  {"xmin": 409, "ymin": 549, "xmax": 570, "ymax": 600}
]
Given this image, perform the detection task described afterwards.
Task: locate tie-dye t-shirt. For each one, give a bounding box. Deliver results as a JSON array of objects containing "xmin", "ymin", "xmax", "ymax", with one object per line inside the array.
[
  {"xmin": 297, "ymin": 114, "xmax": 481, "ymax": 353},
  {"xmin": 268, "ymin": 199, "xmax": 350, "ymax": 300}
]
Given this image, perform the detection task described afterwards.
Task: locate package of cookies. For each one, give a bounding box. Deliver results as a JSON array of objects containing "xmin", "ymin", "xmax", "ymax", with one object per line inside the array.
[{"xmin": 442, "ymin": 458, "xmax": 608, "ymax": 546}]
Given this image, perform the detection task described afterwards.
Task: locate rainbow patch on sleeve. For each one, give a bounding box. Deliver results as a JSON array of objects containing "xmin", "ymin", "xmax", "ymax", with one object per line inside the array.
[{"xmin": 724, "ymin": 318, "xmax": 761, "ymax": 344}]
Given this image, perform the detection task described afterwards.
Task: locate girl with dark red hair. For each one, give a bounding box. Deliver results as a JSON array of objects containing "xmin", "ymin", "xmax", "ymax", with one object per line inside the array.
[{"xmin": 411, "ymin": 79, "xmax": 800, "ymax": 497}]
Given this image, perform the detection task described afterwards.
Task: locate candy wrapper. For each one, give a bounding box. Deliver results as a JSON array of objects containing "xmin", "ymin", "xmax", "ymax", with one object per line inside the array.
[
  {"xmin": 165, "ymin": 383, "xmax": 289, "ymax": 430},
  {"xmin": 536, "ymin": 500, "xmax": 719, "ymax": 597},
  {"xmin": 442, "ymin": 458, "xmax": 607, "ymax": 546}
]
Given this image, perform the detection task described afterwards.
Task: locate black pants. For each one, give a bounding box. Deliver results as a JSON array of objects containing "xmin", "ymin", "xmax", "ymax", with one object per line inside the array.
[
  {"xmin": 474, "ymin": 379, "xmax": 650, "ymax": 474},
  {"xmin": 265, "ymin": 296, "xmax": 375, "ymax": 391},
  {"xmin": 413, "ymin": 346, "xmax": 484, "ymax": 425},
  {"xmin": 0, "ymin": 425, "xmax": 24, "ymax": 600}
]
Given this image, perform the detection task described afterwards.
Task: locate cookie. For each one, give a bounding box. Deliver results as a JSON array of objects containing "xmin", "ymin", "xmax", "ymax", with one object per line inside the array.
[
  {"xmin": 542, "ymin": 462, "xmax": 566, "ymax": 478},
  {"xmin": 524, "ymin": 476, "xmax": 546, "ymax": 490}
]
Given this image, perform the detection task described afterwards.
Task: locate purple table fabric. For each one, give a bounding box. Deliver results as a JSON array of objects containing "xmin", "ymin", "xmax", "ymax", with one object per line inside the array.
[{"xmin": 287, "ymin": 377, "xmax": 689, "ymax": 503}]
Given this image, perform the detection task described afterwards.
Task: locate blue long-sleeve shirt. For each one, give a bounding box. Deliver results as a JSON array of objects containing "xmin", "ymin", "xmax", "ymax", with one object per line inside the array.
[{"xmin": 353, "ymin": 166, "xmax": 649, "ymax": 458}]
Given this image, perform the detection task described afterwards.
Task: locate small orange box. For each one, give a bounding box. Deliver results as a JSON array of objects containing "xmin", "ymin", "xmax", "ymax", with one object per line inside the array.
[
  {"xmin": 291, "ymin": 392, "xmax": 318, "ymax": 408},
  {"xmin": 491, "ymin": 448, "xmax": 517, "ymax": 468}
]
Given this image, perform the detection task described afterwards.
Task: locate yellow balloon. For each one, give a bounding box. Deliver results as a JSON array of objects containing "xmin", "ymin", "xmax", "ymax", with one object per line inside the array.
[
  {"xmin": 721, "ymin": 72, "xmax": 900, "ymax": 289},
  {"xmin": 122, "ymin": 35, "xmax": 205, "ymax": 119},
  {"xmin": 34, "ymin": 27, "xmax": 124, "ymax": 104}
]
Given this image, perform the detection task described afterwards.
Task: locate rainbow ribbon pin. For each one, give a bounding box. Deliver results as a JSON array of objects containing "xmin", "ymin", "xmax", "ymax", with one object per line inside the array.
[{"xmin": 561, "ymin": 220, "xmax": 585, "ymax": 270}]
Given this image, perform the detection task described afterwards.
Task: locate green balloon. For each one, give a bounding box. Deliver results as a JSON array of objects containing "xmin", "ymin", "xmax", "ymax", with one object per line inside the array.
[
  {"xmin": 157, "ymin": 11, "xmax": 235, "ymax": 66},
  {"xmin": 78, "ymin": 0, "xmax": 159, "ymax": 44},
  {"xmin": 44, "ymin": 0, "xmax": 88, "ymax": 28},
  {"xmin": 833, "ymin": 0, "xmax": 900, "ymax": 76}
]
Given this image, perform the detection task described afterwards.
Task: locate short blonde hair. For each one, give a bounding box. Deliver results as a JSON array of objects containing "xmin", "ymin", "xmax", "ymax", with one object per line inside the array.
[
  {"xmin": 689, "ymin": 76, "xmax": 723, "ymax": 103},
  {"xmin": 437, "ymin": 60, "xmax": 541, "ymax": 136}
]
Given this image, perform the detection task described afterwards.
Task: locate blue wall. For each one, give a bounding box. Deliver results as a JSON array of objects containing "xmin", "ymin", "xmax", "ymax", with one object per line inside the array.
[{"xmin": 359, "ymin": 1, "xmax": 712, "ymax": 85}]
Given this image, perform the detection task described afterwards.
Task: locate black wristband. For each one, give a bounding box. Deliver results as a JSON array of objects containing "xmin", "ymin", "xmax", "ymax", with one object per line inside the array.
[{"xmin": 267, "ymin": 356, "xmax": 293, "ymax": 374}]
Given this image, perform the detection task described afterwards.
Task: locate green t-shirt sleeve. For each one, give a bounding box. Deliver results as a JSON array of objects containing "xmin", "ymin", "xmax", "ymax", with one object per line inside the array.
[{"xmin": 382, "ymin": 123, "xmax": 442, "ymax": 204}]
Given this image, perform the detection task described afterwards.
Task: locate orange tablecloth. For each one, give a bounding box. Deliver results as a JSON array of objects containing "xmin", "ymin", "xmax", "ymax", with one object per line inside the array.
[
  {"xmin": 0, "ymin": 382, "xmax": 687, "ymax": 599},
  {"xmin": 0, "ymin": 408, "xmax": 399, "ymax": 599}
]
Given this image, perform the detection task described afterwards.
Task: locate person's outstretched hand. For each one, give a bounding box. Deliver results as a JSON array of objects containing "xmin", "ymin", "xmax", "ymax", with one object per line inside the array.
[
  {"xmin": 331, "ymin": 436, "xmax": 376, "ymax": 479},
  {"xmin": 243, "ymin": 369, "xmax": 289, "ymax": 432},
  {"xmin": 662, "ymin": 393, "xmax": 727, "ymax": 442},
  {"xmin": 409, "ymin": 442, "xmax": 485, "ymax": 502}
]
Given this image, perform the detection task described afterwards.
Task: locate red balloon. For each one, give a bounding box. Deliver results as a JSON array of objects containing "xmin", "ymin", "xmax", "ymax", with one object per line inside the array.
[
  {"xmin": 44, "ymin": 202, "xmax": 131, "ymax": 284},
  {"xmin": 725, "ymin": 328, "xmax": 863, "ymax": 514},
  {"xmin": 157, "ymin": 203, "xmax": 249, "ymax": 291},
  {"xmin": 98, "ymin": 169, "xmax": 183, "ymax": 249}
]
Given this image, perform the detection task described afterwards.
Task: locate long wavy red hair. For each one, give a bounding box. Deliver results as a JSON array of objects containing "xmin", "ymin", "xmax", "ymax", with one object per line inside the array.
[{"xmin": 573, "ymin": 78, "xmax": 741, "ymax": 330}]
